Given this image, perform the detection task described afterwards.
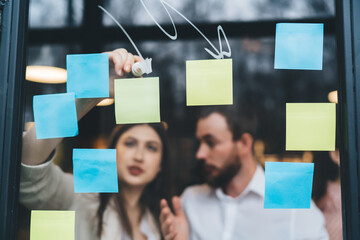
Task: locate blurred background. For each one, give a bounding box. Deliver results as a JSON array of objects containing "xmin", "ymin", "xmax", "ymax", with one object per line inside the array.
[{"xmin": 19, "ymin": 0, "xmax": 340, "ymax": 239}]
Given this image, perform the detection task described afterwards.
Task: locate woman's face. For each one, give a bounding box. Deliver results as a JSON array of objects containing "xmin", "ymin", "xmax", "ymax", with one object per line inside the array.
[{"xmin": 116, "ymin": 125, "xmax": 163, "ymax": 188}]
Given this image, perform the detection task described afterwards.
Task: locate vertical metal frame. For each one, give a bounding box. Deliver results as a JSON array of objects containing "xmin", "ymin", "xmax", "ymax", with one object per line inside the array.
[
  {"xmin": 0, "ymin": 0, "xmax": 29, "ymax": 239},
  {"xmin": 336, "ymin": 0, "xmax": 360, "ymax": 239}
]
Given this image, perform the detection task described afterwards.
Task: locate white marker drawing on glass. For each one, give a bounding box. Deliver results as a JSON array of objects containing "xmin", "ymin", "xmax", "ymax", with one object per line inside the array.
[
  {"xmin": 98, "ymin": 0, "xmax": 232, "ymax": 76},
  {"xmin": 139, "ymin": 0, "xmax": 231, "ymax": 59},
  {"xmin": 98, "ymin": 5, "xmax": 152, "ymax": 76}
]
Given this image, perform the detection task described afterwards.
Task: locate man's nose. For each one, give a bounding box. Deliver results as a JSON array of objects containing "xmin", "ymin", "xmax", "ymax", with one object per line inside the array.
[{"xmin": 196, "ymin": 143, "xmax": 208, "ymax": 160}]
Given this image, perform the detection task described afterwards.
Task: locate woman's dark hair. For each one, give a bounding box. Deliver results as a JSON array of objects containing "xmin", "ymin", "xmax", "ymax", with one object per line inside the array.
[
  {"xmin": 97, "ymin": 123, "xmax": 170, "ymax": 237},
  {"xmin": 312, "ymin": 151, "xmax": 340, "ymax": 202}
]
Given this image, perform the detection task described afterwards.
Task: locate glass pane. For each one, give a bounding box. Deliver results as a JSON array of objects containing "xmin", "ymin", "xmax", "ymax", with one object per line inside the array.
[
  {"xmin": 20, "ymin": 2, "xmax": 341, "ymax": 239},
  {"xmin": 103, "ymin": 0, "xmax": 335, "ymax": 26},
  {"xmin": 29, "ymin": 0, "xmax": 83, "ymax": 28}
]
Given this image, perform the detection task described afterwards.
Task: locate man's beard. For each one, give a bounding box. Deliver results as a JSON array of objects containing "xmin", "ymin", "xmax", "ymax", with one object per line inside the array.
[{"xmin": 200, "ymin": 153, "xmax": 241, "ymax": 189}]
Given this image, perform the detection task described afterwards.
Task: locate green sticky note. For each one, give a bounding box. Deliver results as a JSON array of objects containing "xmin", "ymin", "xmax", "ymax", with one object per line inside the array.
[
  {"xmin": 286, "ymin": 103, "xmax": 336, "ymax": 151},
  {"xmin": 30, "ymin": 211, "xmax": 75, "ymax": 240},
  {"xmin": 186, "ymin": 59, "xmax": 233, "ymax": 106},
  {"xmin": 114, "ymin": 78, "xmax": 160, "ymax": 124}
]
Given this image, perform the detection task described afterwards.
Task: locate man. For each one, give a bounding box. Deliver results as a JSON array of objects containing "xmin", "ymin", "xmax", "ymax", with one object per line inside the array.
[{"xmin": 160, "ymin": 107, "xmax": 328, "ymax": 240}]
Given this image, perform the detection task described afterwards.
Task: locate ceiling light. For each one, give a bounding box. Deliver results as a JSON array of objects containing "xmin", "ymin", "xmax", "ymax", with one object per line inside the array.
[
  {"xmin": 328, "ymin": 90, "xmax": 338, "ymax": 104},
  {"xmin": 26, "ymin": 65, "xmax": 67, "ymax": 84},
  {"xmin": 96, "ymin": 98, "xmax": 114, "ymax": 106}
]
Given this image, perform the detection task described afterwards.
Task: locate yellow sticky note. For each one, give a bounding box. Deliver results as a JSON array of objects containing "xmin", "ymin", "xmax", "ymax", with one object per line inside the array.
[
  {"xmin": 30, "ymin": 211, "xmax": 75, "ymax": 240},
  {"xmin": 115, "ymin": 78, "xmax": 160, "ymax": 124},
  {"xmin": 186, "ymin": 59, "xmax": 233, "ymax": 106},
  {"xmin": 286, "ymin": 103, "xmax": 336, "ymax": 151}
]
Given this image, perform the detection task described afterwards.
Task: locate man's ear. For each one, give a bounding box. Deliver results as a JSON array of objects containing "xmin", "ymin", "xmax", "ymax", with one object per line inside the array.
[{"xmin": 235, "ymin": 133, "xmax": 254, "ymax": 156}]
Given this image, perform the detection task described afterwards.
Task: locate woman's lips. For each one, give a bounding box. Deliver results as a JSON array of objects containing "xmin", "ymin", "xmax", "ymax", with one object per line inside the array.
[{"xmin": 128, "ymin": 166, "xmax": 144, "ymax": 176}]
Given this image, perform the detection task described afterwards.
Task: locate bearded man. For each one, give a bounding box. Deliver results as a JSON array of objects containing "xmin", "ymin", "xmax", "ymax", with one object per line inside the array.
[{"xmin": 160, "ymin": 107, "xmax": 329, "ymax": 240}]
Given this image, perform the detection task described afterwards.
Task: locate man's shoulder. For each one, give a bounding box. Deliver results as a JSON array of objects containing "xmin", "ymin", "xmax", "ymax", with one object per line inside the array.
[{"xmin": 181, "ymin": 183, "xmax": 213, "ymax": 200}]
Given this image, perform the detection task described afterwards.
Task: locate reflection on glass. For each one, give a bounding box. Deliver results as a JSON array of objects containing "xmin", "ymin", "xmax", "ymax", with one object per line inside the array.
[
  {"xmin": 29, "ymin": 0, "xmax": 83, "ymax": 28},
  {"xmin": 103, "ymin": 0, "xmax": 335, "ymax": 26}
]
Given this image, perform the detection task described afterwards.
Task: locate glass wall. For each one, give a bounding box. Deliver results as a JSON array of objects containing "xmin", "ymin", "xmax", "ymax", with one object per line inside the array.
[{"xmin": 18, "ymin": 0, "xmax": 342, "ymax": 239}]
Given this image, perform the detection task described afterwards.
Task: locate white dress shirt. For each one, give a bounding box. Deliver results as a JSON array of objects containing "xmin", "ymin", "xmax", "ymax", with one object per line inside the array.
[{"xmin": 181, "ymin": 165, "xmax": 329, "ymax": 240}]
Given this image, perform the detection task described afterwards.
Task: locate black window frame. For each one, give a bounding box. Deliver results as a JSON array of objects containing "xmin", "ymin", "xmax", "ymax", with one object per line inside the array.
[
  {"xmin": 0, "ymin": 0, "xmax": 29, "ymax": 239},
  {"xmin": 336, "ymin": 0, "xmax": 360, "ymax": 239}
]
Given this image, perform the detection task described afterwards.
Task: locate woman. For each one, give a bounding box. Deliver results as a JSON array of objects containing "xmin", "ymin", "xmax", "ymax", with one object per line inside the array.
[
  {"xmin": 98, "ymin": 123, "xmax": 169, "ymax": 239},
  {"xmin": 20, "ymin": 49, "xmax": 170, "ymax": 239}
]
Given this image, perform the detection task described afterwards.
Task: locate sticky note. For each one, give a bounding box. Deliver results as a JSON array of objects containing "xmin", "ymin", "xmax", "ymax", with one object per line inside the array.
[
  {"xmin": 30, "ymin": 210, "xmax": 75, "ymax": 240},
  {"xmin": 286, "ymin": 103, "xmax": 336, "ymax": 151},
  {"xmin": 67, "ymin": 53, "xmax": 109, "ymax": 98},
  {"xmin": 73, "ymin": 149, "xmax": 118, "ymax": 193},
  {"xmin": 114, "ymin": 78, "xmax": 160, "ymax": 124},
  {"xmin": 264, "ymin": 162, "xmax": 314, "ymax": 209},
  {"xmin": 33, "ymin": 93, "xmax": 78, "ymax": 139},
  {"xmin": 274, "ymin": 23, "xmax": 324, "ymax": 70},
  {"xmin": 186, "ymin": 59, "xmax": 233, "ymax": 106}
]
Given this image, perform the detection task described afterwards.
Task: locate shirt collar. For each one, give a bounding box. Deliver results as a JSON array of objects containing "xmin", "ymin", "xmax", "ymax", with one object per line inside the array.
[
  {"xmin": 246, "ymin": 164, "xmax": 265, "ymax": 197},
  {"xmin": 215, "ymin": 164, "xmax": 265, "ymax": 200}
]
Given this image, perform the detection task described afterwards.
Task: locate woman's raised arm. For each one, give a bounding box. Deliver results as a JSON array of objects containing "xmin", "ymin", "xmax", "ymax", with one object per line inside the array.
[{"xmin": 21, "ymin": 48, "xmax": 141, "ymax": 166}]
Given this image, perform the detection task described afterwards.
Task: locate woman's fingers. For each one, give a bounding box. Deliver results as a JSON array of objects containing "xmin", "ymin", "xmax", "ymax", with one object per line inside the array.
[
  {"xmin": 161, "ymin": 198, "xmax": 169, "ymax": 209},
  {"xmin": 134, "ymin": 55, "xmax": 142, "ymax": 63},
  {"xmin": 164, "ymin": 230, "xmax": 177, "ymax": 240},
  {"xmin": 108, "ymin": 48, "xmax": 128, "ymax": 76},
  {"xmin": 160, "ymin": 199, "xmax": 172, "ymax": 223},
  {"xmin": 172, "ymin": 196, "xmax": 185, "ymax": 217},
  {"xmin": 108, "ymin": 48, "xmax": 144, "ymax": 77},
  {"xmin": 123, "ymin": 53, "xmax": 135, "ymax": 74},
  {"xmin": 160, "ymin": 198, "xmax": 178, "ymax": 238},
  {"xmin": 162, "ymin": 217, "xmax": 175, "ymax": 238}
]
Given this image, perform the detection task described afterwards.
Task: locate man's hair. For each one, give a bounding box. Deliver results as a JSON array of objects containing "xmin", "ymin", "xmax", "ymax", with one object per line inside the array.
[{"xmin": 198, "ymin": 106, "xmax": 258, "ymax": 141}]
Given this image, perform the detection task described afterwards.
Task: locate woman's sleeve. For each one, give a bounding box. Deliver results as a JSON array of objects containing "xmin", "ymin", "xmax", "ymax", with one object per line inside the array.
[{"xmin": 19, "ymin": 154, "xmax": 75, "ymax": 210}]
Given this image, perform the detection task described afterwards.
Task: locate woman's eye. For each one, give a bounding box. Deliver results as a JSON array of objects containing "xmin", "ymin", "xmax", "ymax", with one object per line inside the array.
[
  {"xmin": 124, "ymin": 141, "xmax": 136, "ymax": 147},
  {"xmin": 147, "ymin": 144, "xmax": 158, "ymax": 152}
]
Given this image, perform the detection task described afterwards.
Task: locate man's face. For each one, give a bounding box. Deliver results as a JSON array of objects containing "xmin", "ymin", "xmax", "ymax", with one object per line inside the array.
[{"xmin": 196, "ymin": 112, "xmax": 241, "ymax": 188}]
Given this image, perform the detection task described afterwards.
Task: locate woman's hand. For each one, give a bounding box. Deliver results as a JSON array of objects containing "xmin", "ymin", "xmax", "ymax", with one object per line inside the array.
[
  {"xmin": 160, "ymin": 197, "xmax": 189, "ymax": 240},
  {"xmin": 106, "ymin": 48, "xmax": 142, "ymax": 98}
]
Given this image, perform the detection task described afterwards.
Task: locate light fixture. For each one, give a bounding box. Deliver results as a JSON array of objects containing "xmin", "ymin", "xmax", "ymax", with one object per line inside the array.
[
  {"xmin": 328, "ymin": 90, "xmax": 338, "ymax": 104},
  {"xmin": 26, "ymin": 65, "xmax": 67, "ymax": 84},
  {"xmin": 96, "ymin": 98, "xmax": 114, "ymax": 106}
]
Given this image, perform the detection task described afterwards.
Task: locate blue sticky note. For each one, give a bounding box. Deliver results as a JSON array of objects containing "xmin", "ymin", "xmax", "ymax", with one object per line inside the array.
[
  {"xmin": 264, "ymin": 162, "xmax": 314, "ymax": 209},
  {"xmin": 274, "ymin": 23, "xmax": 324, "ymax": 70},
  {"xmin": 33, "ymin": 93, "xmax": 78, "ymax": 139},
  {"xmin": 67, "ymin": 53, "xmax": 109, "ymax": 98},
  {"xmin": 73, "ymin": 149, "xmax": 118, "ymax": 193}
]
